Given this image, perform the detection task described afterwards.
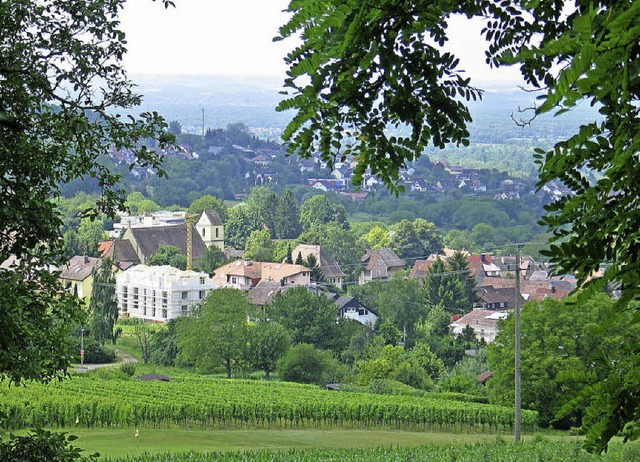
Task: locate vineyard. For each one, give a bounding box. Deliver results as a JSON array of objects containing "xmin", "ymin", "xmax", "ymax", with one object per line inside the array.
[
  {"xmin": 0, "ymin": 372, "xmax": 536, "ymax": 432},
  {"xmin": 100, "ymin": 441, "xmax": 636, "ymax": 462}
]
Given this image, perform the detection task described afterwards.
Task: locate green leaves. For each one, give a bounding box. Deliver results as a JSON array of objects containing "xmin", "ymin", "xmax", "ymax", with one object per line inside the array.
[{"xmin": 278, "ymin": 0, "xmax": 482, "ymax": 193}]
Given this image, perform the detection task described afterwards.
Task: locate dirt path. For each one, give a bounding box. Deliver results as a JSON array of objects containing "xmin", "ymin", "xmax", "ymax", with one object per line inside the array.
[{"xmin": 73, "ymin": 353, "xmax": 138, "ymax": 373}]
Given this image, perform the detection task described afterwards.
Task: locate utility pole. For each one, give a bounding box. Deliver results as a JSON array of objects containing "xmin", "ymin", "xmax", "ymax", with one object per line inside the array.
[
  {"xmin": 80, "ymin": 328, "xmax": 85, "ymax": 367},
  {"xmin": 514, "ymin": 243, "xmax": 522, "ymax": 442}
]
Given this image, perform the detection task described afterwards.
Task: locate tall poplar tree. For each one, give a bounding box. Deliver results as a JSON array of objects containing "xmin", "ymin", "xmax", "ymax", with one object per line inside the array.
[{"xmin": 89, "ymin": 258, "xmax": 119, "ymax": 346}]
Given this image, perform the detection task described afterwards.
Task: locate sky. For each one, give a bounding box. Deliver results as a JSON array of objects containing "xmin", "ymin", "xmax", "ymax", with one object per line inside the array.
[{"xmin": 121, "ymin": 0, "xmax": 523, "ymax": 85}]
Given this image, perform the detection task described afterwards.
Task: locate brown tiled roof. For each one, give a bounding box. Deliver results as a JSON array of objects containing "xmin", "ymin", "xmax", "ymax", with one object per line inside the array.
[
  {"xmin": 361, "ymin": 248, "xmax": 405, "ymax": 270},
  {"xmin": 452, "ymin": 309, "xmax": 507, "ymax": 330},
  {"xmin": 261, "ymin": 263, "xmax": 310, "ymax": 282},
  {"xmin": 479, "ymin": 276, "xmax": 517, "ymax": 289},
  {"xmin": 478, "ymin": 286, "xmax": 525, "ymax": 307},
  {"xmin": 99, "ymin": 239, "xmax": 140, "ymax": 270},
  {"xmin": 60, "ymin": 255, "xmax": 101, "ymax": 281},
  {"xmin": 213, "ymin": 259, "xmax": 263, "ymax": 283},
  {"xmin": 521, "ymin": 280, "xmax": 572, "ymax": 301},
  {"xmin": 410, "ymin": 259, "xmax": 436, "ymax": 280},
  {"xmin": 477, "ymin": 370, "xmax": 494, "ymax": 383}
]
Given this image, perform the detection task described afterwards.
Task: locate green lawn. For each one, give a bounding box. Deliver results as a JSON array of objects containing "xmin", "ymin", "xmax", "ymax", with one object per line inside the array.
[{"xmin": 40, "ymin": 428, "xmax": 576, "ymax": 459}]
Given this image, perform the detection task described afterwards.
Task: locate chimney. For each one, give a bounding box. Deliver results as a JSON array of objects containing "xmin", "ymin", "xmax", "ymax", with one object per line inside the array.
[
  {"xmin": 84, "ymin": 255, "xmax": 89, "ymax": 264},
  {"xmin": 481, "ymin": 253, "xmax": 488, "ymax": 264}
]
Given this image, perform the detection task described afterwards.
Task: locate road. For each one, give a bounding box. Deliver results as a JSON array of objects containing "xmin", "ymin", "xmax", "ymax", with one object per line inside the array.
[{"xmin": 72, "ymin": 353, "xmax": 138, "ymax": 372}]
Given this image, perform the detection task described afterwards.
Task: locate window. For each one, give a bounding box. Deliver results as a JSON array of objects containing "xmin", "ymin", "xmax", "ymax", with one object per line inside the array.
[
  {"xmin": 162, "ymin": 309, "xmax": 167, "ymax": 319},
  {"xmin": 181, "ymin": 305, "xmax": 188, "ymax": 314},
  {"xmin": 152, "ymin": 307, "xmax": 156, "ymax": 317},
  {"xmin": 199, "ymin": 277, "xmax": 205, "ymax": 284},
  {"xmin": 182, "ymin": 291, "xmax": 188, "ymax": 300},
  {"xmin": 199, "ymin": 290, "xmax": 205, "ymax": 300},
  {"xmin": 215, "ymin": 228, "xmax": 219, "ymax": 238},
  {"xmin": 201, "ymin": 228, "xmax": 205, "ymax": 237},
  {"xmin": 231, "ymin": 276, "xmax": 237, "ymax": 284}
]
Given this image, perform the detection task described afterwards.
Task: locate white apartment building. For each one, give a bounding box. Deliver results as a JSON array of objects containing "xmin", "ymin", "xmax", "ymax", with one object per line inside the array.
[{"xmin": 116, "ymin": 264, "xmax": 215, "ymax": 322}]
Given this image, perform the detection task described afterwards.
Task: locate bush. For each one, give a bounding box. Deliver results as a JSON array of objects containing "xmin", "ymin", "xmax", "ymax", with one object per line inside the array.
[
  {"xmin": 0, "ymin": 428, "xmax": 98, "ymax": 461},
  {"xmin": 276, "ymin": 344, "xmax": 346, "ymax": 385},
  {"xmin": 82, "ymin": 340, "xmax": 116, "ymax": 364},
  {"xmin": 120, "ymin": 362, "xmax": 136, "ymax": 377}
]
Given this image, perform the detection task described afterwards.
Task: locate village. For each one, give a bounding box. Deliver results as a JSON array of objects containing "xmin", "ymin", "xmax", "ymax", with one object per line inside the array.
[{"xmin": 58, "ymin": 206, "xmax": 577, "ymax": 347}]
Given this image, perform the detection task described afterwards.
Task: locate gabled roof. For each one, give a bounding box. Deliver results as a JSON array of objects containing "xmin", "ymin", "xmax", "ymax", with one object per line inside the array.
[
  {"xmin": 98, "ymin": 239, "xmax": 140, "ymax": 270},
  {"xmin": 334, "ymin": 295, "xmax": 379, "ymax": 316},
  {"xmin": 126, "ymin": 224, "xmax": 206, "ymax": 262},
  {"xmin": 213, "ymin": 259, "xmax": 263, "ymax": 281},
  {"xmin": 247, "ymin": 280, "xmax": 287, "ymax": 306},
  {"xmin": 452, "ymin": 308, "xmax": 508, "ymax": 330},
  {"xmin": 261, "ymin": 263, "xmax": 310, "ymax": 282},
  {"xmin": 361, "ymin": 248, "xmax": 405, "ymax": 270},
  {"xmin": 60, "ymin": 255, "xmax": 101, "ymax": 281},
  {"xmin": 202, "ymin": 209, "xmax": 223, "ymax": 226},
  {"xmin": 478, "ymin": 286, "xmax": 525, "ymax": 307}
]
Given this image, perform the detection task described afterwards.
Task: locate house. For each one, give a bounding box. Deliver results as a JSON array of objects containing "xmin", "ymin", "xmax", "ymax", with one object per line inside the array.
[
  {"xmin": 410, "ymin": 257, "xmax": 438, "ymax": 282},
  {"xmin": 116, "ymin": 264, "xmax": 214, "ymax": 322},
  {"xmin": 212, "ymin": 259, "xmax": 311, "ymax": 290},
  {"xmin": 212, "ymin": 259, "xmax": 263, "ymax": 290},
  {"xmin": 521, "ymin": 279, "xmax": 574, "ymax": 302},
  {"xmin": 261, "ymin": 263, "xmax": 312, "ymax": 286},
  {"xmin": 97, "ymin": 240, "xmax": 140, "ymax": 272},
  {"xmin": 476, "ymin": 286, "xmax": 525, "ymax": 310},
  {"xmin": 122, "ymin": 223, "xmax": 207, "ymax": 265},
  {"xmin": 292, "ymin": 244, "xmax": 345, "ymax": 288},
  {"xmin": 451, "ymin": 308, "xmax": 509, "ymax": 344},
  {"xmin": 333, "ymin": 295, "xmax": 378, "ymax": 327},
  {"xmin": 468, "ymin": 253, "xmax": 501, "ymax": 286},
  {"xmin": 59, "ymin": 255, "xmax": 101, "ymax": 299},
  {"xmin": 359, "ymin": 248, "xmax": 405, "ymax": 285},
  {"xmin": 247, "ymin": 280, "xmax": 287, "ymax": 307},
  {"xmin": 196, "ymin": 209, "xmax": 224, "ymax": 250},
  {"xmin": 410, "ymin": 179, "xmax": 428, "ymax": 192}
]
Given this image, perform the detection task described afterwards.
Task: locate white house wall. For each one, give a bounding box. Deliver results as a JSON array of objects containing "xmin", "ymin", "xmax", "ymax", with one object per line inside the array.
[{"xmin": 116, "ymin": 265, "xmax": 215, "ymax": 322}]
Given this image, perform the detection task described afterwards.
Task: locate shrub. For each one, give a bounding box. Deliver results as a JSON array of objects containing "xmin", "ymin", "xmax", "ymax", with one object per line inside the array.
[
  {"xmin": 0, "ymin": 428, "xmax": 98, "ymax": 461},
  {"xmin": 276, "ymin": 344, "xmax": 345, "ymax": 385},
  {"xmin": 120, "ymin": 362, "xmax": 136, "ymax": 377}
]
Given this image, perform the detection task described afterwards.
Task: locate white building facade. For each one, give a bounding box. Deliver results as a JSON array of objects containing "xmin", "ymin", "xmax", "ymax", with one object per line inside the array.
[{"xmin": 116, "ymin": 265, "xmax": 215, "ymax": 322}]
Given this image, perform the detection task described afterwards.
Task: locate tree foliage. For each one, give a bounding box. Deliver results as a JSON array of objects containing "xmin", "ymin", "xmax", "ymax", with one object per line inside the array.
[
  {"xmin": 0, "ymin": 0, "xmax": 171, "ymax": 384},
  {"xmin": 89, "ymin": 258, "xmax": 119, "ymax": 346},
  {"xmin": 278, "ymin": 2, "xmax": 640, "ymax": 447},
  {"xmin": 267, "ymin": 286, "xmax": 340, "ymax": 352},
  {"xmin": 245, "ymin": 321, "xmax": 291, "ymax": 380},
  {"xmin": 146, "ymin": 245, "xmax": 187, "ymax": 270},
  {"xmin": 487, "ymin": 294, "xmax": 639, "ymax": 435},
  {"xmin": 177, "ymin": 288, "xmax": 252, "ymax": 378},
  {"xmin": 187, "ymin": 194, "xmax": 228, "ymax": 222}
]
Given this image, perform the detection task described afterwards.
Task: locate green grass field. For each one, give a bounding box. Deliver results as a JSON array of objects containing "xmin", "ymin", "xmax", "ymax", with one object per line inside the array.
[{"xmin": 26, "ymin": 428, "xmax": 566, "ymax": 459}]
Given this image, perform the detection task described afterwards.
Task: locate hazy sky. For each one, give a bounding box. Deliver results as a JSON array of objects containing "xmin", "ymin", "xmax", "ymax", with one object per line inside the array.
[{"xmin": 121, "ymin": 0, "xmax": 522, "ymax": 84}]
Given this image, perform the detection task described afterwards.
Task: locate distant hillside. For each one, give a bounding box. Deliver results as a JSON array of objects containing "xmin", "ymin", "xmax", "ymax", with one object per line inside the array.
[{"xmin": 126, "ymin": 75, "xmax": 600, "ymax": 177}]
